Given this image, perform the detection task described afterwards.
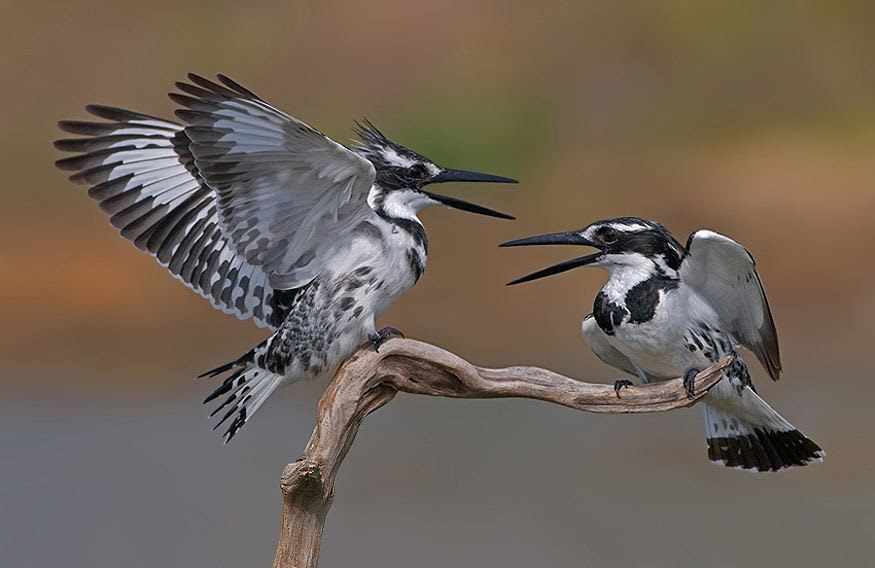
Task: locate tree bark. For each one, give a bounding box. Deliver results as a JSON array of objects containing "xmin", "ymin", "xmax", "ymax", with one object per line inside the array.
[{"xmin": 272, "ymin": 338, "xmax": 730, "ymax": 568}]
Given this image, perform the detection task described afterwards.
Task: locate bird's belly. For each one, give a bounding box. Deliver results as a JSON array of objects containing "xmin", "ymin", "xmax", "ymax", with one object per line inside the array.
[
  {"xmin": 260, "ymin": 249, "xmax": 420, "ymax": 382},
  {"xmin": 609, "ymin": 321, "xmax": 684, "ymax": 379},
  {"xmin": 608, "ymin": 316, "xmax": 714, "ymax": 380}
]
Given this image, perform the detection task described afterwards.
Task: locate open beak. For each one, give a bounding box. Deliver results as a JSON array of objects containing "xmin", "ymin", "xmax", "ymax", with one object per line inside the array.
[
  {"xmin": 423, "ymin": 168, "xmax": 518, "ymax": 220},
  {"xmin": 499, "ymin": 230, "xmax": 602, "ymax": 285}
]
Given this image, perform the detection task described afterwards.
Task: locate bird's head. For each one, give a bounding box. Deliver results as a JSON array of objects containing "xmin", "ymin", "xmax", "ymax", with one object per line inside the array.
[
  {"xmin": 353, "ymin": 120, "xmax": 517, "ymax": 221},
  {"xmin": 501, "ymin": 217, "xmax": 686, "ymax": 285}
]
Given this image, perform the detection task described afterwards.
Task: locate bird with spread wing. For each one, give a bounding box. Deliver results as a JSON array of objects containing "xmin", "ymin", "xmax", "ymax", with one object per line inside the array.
[
  {"xmin": 502, "ymin": 217, "xmax": 823, "ymax": 472},
  {"xmin": 56, "ymin": 74, "xmax": 517, "ymax": 442}
]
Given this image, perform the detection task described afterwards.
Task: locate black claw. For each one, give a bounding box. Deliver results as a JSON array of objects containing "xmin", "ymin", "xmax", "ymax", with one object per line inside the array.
[
  {"xmin": 683, "ymin": 368, "xmax": 700, "ymax": 398},
  {"xmin": 371, "ymin": 327, "xmax": 405, "ymax": 352},
  {"xmin": 613, "ymin": 379, "xmax": 634, "ymax": 398}
]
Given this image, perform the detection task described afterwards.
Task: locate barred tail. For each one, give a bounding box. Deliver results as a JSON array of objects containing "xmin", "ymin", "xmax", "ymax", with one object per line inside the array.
[
  {"xmin": 199, "ymin": 353, "xmax": 284, "ymax": 443},
  {"xmin": 703, "ymin": 388, "xmax": 823, "ymax": 472}
]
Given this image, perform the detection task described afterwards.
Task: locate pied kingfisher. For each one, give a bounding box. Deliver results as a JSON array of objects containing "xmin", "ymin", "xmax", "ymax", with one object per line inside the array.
[
  {"xmin": 56, "ymin": 74, "xmax": 517, "ymax": 442},
  {"xmin": 502, "ymin": 217, "xmax": 823, "ymax": 472}
]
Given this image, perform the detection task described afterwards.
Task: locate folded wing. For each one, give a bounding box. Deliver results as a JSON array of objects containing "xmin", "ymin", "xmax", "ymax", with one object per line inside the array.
[
  {"xmin": 581, "ymin": 315, "xmax": 640, "ymax": 377},
  {"xmin": 680, "ymin": 230, "xmax": 781, "ymax": 380}
]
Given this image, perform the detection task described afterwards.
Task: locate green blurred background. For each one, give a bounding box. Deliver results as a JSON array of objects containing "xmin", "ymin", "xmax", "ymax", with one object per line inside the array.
[{"xmin": 2, "ymin": 1, "xmax": 873, "ymax": 566}]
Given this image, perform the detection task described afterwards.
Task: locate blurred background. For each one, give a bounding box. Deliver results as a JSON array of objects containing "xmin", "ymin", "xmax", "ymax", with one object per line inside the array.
[{"xmin": 2, "ymin": 1, "xmax": 874, "ymax": 566}]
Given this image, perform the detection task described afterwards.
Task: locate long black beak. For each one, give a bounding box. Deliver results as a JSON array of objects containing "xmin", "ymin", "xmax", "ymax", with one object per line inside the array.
[
  {"xmin": 430, "ymin": 168, "xmax": 518, "ymax": 185},
  {"xmin": 499, "ymin": 230, "xmax": 602, "ymax": 285},
  {"xmin": 499, "ymin": 230, "xmax": 598, "ymax": 248},
  {"xmin": 424, "ymin": 168, "xmax": 517, "ymax": 220}
]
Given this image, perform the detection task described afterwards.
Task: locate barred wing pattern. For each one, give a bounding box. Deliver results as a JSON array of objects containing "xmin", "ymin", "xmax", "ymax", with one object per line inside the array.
[
  {"xmin": 681, "ymin": 230, "xmax": 782, "ymax": 381},
  {"xmin": 56, "ymin": 106, "xmax": 288, "ymax": 329},
  {"xmin": 170, "ymin": 74, "xmax": 377, "ymax": 290}
]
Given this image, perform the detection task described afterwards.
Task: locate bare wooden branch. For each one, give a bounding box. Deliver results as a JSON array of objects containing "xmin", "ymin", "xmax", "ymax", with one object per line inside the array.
[{"xmin": 272, "ymin": 338, "xmax": 730, "ymax": 568}]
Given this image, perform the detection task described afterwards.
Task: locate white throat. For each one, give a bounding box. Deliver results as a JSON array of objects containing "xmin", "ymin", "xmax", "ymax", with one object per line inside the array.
[
  {"xmin": 599, "ymin": 252, "xmax": 660, "ymax": 301},
  {"xmin": 368, "ymin": 186, "xmax": 434, "ymax": 224}
]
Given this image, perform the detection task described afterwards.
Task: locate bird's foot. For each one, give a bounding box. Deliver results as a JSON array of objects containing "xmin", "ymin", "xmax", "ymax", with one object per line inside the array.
[
  {"xmin": 683, "ymin": 368, "xmax": 700, "ymax": 398},
  {"xmin": 370, "ymin": 327, "xmax": 405, "ymax": 352},
  {"xmin": 613, "ymin": 379, "xmax": 634, "ymax": 398}
]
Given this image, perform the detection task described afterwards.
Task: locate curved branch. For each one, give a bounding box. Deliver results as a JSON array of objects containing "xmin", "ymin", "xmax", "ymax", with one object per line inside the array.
[{"xmin": 272, "ymin": 338, "xmax": 730, "ymax": 568}]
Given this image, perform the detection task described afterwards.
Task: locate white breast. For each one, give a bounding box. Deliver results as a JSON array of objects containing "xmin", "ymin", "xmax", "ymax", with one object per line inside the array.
[
  {"xmin": 325, "ymin": 216, "xmax": 423, "ymax": 319},
  {"xmin": 607, "ymin": 285, "xmax": 723, "ymax": 379},
  {"xmin": 372, "ymin": 220, "xmax": 424, "ymax": 314}
]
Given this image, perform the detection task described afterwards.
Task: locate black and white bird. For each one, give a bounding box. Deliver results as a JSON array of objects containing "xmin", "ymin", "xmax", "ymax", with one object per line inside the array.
[
  {"xmin": 502, "ymin": 217, "xmax": 823, "ymax": 472},
  {"xmin": 56, "ymin": 73, "xmax": 517, "ymax": 442}
]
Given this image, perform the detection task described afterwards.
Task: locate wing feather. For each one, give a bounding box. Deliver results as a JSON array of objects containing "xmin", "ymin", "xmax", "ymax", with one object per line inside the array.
[
  {"xmin": 55, "ymin": 105, "xmax": 288, "ymax": 328},
  {"xmin": 680, "ymin": 230, "xmax": 781, "ymax": 380},
  {"xmin": 170, "ymin": 74, "xmax": 377, "ymax": 289},
  {"xmin": 581, "ymin": 315, "xmax": 640, "ymax": 377},
  {"xmin": 57, "ymin": 74, "xmax": 377, "ymax": 324}
]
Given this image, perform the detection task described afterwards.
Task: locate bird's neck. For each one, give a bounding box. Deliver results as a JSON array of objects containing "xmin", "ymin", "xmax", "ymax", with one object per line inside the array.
[
  {"xmin": 593, "ymin": 259, "xmax": 681, "ymax": 335},
  {"xmin": 600, "ymin": 257, "xmax": 678, "ymax": 304},
  {"xmin": 368, "ymin": 185, "xmax": 429, "ymax": 254},
  {"xmin": 601, "ymin": 265, "xmax": 656, "ymax": 304}
]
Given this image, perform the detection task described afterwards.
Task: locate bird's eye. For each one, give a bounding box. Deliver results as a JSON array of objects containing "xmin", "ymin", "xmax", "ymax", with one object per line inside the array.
[
  {"xmin": 600, "ymin": 227, "xmax": 619, "ymax": 244},
  {"xmin": 408, "ymin": 164, "xmax": 429, "ymax": 180}
]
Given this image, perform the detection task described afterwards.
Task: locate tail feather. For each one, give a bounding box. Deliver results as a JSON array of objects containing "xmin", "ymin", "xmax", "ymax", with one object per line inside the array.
[
  {"xmin": 704, "ymin": 391, "xmax": 823, "ymax": 472},
  {"xmin": 198, "ymin": 355, "xmax": 284, "ymax": 443}
]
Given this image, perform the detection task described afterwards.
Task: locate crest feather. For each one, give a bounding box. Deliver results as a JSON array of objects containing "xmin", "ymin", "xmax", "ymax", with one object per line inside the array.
[{"xmin": 353, "ymin": 119, "xmax": 390, "ymax": 148}]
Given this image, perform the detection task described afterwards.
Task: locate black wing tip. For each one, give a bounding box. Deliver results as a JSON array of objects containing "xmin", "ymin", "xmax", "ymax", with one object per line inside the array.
[
  {"xmin": 53, "ymin": 138, "xmax": 76, "ymax": 151},
  {"xmin": 216, "ymin": 73, "xmax": 260, "ymax": 99},
  {"xmin": 84, "ymin": 104, "xmax": 171, "ymax": 124},
  {"xmin": 57, "ymin": 119, "xmax": 99, "ymax": 135},
  {"xmin": 168, "ymin": 92, "xmax": 202, "ymax": 109},
  {"xmin": 172, "ymin": 73, "xmax": 260, "ymax": 109},
  {"xmin": 184, "ymin": 72, "xmax": 251, "ymax": 99},
  {"xmin": 186, "ymin": 72, "xmax": 210, "ymax": 84},
  {"xmin": 84, "ymin": 103, "xmax": 123, "ymax": 119},
  {"xmin": 54, "ymin": 155, "xmax": 82, "ymax": 171},
  {"xmin": 184, "ymin": 73, "xmax": 226, "ymax": 96},
  {"xmin": 174, "ymin": 108, "xmax": 201, "ymax": 122}
]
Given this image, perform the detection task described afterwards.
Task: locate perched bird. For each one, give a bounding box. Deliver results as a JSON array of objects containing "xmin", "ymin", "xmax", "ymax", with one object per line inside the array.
[
  {"xmin": 502, "ymin": 217, "xmax": 823, "ymax": 472},
  {"xmin": 56, "ymin": 73, "xmax": 517, "ymax": 442}
]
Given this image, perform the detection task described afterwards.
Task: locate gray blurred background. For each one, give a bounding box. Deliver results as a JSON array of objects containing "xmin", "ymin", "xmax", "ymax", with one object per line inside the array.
[{"xmin": 2, "ymin": 1, "xmax": 873, "ymax": 566}]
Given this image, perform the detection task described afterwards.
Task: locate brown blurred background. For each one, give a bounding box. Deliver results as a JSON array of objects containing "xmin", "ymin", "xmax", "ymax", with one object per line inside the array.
[{"xmin": 2, "ymin": 1, "xmax": 873, "ymax": 566}]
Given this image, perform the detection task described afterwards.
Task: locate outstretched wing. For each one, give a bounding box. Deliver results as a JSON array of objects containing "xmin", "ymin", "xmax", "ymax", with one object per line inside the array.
[
  {"xmin": 56, "ymin": 106, "xmax": 291, "ymax": 329},
  {"xmin": 581, "ymin": 315, "xmax": 640, "ymax": 377},
  {"xmin": 170, "ymin": 74, "xmax": 377, "ymax": 289},
  {"xmin": 680, "ymin": 230, "xmax": 781, "ymax": 381}
]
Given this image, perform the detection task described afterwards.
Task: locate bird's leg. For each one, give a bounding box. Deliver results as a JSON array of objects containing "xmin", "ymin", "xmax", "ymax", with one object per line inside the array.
[
  {"xmin": 683, "ymin": 368, "xmax": 700, "ymax": 398},
  {"xmin": 613, "ymin": 379, "xmax": 634, "ymax": 398},
  {"xmin": 369, "ymin": 327, "xmax": 405, "ymax": 352}
]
